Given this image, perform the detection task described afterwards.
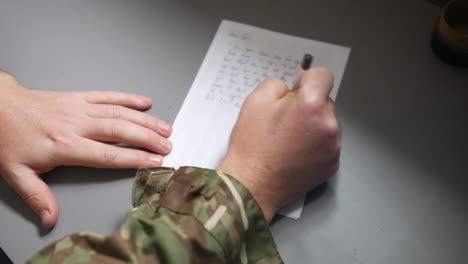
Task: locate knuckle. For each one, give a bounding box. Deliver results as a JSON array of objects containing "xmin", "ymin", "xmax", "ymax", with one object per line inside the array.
[
  {"xmin": 247, "ymin": 78, "xmax": 287, "ymax": 105},
  {"xmin": 243, "ymin": 93, "xmax": 265, "ymax": 111},
  {"xmin": 59, "ymin": 115, "xmax": 75, "ymax": 125},
  {"xmin": 80, "ymin": 91, "xmax": 97, "ymax": 101},
  {"xmin": 142, "ymin": 115, "xmax": 154, "ymax": 128},
  {"xmin": 48, "ymin": 133, "xmax": 73, "ymax": 148},
  {"xmin": 335, "ymin": 138, "xmax": 342, "ymax": 154},
  {"xmin": 331, "ymin": 141, "xmax": 342, "ymax": 161},
  {"xmin": 111, "ymin": 105, "xmax": 124, "ymax": 119},
  {"xmin": 263, "ymin": 77, "xmax": 285, "ymax": 86},
  {"xmin": 24, "ymin": 192, "xmax": 42, "ymax": 208},
  {"xmin": 322, "ymin": 117, "xmax": 340, "ymax": 139},
  {"xmin": 102, "ymin": 146, "xmax": 119, "ymax": 167},
  {"xmin": 261, "ymin": 77, "xmax": 288, "ymax": 91},
  {"xmin": 301, "ymin": 96, "xmax": 325, "ymax": 114},
  {"xmin": 110, "ymin": 121, "xmax": 122, "ymax": 138},
  {"xmin": 244, "ymin": 91, "xmax": 260, "ymax": 105},
  {"xmin": 144, "ymin": 129, "xmax": 156, "ymax": 142}
]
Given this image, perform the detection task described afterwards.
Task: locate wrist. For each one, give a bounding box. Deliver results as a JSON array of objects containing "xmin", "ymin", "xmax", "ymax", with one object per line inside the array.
[{"xmin": 217, "ymin": 160, "xmax": 279, "ymax": 222}]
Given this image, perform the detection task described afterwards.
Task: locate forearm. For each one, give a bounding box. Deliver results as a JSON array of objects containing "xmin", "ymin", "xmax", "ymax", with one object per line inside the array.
[{"xmin": 28, "ymin": 167, "xmax": 283, "ymax": 264}]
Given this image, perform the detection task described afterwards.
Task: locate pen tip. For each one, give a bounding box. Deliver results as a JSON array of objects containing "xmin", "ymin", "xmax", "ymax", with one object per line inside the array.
[{"xmin": 301, "ymin": 54, "xmax": 313, "ymax": 70}]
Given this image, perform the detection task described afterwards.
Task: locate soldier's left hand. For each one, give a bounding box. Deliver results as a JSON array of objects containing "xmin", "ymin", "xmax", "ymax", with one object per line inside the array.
[{"xmin": 0, "ymin": 72, "xmax": 172, "ymax": 228}]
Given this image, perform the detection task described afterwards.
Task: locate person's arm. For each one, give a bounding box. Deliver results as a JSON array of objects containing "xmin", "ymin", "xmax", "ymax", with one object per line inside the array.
[
  {"xmin": 0, "ymin": 71, "xmax": 173, "ymax": 228},
  {"xmin": 28, "ymin": 167, "xmax": 282, "ymax": 264},
  {"xmin": 28, "ymin": 67, "xmax": 340, "ymax": 263}
]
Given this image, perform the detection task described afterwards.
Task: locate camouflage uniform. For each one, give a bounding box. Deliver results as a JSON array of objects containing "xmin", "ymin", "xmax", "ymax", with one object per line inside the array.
[{"xmin": 27, "ymin": 167, "xmax": 283, "ymax": 264}]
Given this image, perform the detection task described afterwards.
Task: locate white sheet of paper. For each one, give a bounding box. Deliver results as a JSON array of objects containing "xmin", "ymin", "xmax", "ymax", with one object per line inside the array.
[{"xmin": 164, "ymin": 20, "xmax": 350, "ymax": 219}]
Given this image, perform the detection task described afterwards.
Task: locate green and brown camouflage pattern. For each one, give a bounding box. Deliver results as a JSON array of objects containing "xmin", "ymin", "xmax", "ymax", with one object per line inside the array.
[{"xmin": 27, "ymin": 167, "xmax": 283, "ymax": 264}]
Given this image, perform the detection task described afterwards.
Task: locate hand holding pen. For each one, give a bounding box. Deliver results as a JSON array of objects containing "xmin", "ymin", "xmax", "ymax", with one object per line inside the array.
[{"xmin": 219, "ymin": 56, "xmax": 340, "ymax": 221}]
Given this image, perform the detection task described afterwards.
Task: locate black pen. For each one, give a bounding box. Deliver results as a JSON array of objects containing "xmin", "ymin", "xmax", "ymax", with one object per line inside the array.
[
  {"xmin": 301, "ymin": 53, "xmax": 313, "ymax": 70},
  {"xmin": 292, "ymin": 54, "xmax": 313, "ymax": 90}
]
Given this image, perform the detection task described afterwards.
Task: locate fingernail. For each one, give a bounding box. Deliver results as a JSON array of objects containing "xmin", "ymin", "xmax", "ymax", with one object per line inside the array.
[
  {"xmin": 160, "ymin": 138, "xmax": 172, "ymax": 152},
  {"xmin": 40, "ymin": 210, "xmax": 50, "ymax": 225},
  {"xmin": 149, "ymin": 154, "xmax": 162, "ymax": 165},
  {"xmin": 158, "ymin": 121, "xmax": 172, "ymax": 134}
]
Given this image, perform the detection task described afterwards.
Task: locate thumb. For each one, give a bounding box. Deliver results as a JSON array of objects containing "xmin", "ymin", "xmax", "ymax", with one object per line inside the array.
[
  {"xmin": 249, "ymin": 77, "xmax": 290, "ymax": 103},
  {"xmin": 7, "ymin": 166, "xmax": 59, "ymax": 228}
]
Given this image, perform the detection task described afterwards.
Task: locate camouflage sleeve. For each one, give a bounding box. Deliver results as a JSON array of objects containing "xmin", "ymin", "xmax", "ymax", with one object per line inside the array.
[{"xmin": 27, "ymin": 167, "xmax": 283, "ymax": 264}]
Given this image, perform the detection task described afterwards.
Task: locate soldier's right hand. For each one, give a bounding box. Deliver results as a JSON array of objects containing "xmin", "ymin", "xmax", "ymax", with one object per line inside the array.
[
  {"xmin": 0, "ymin": 72, "xmax": 173, "ymax": 228},
  {"xmin": 218, "ymin": 67, "xmax": 341, "ymax": 222}
]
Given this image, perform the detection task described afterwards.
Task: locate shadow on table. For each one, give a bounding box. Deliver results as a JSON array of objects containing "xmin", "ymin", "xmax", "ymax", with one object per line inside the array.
[
  {"xmin": 271, "ymin": 182, "xmax": 331, "ymax": 225},
  {"xmin": 0, "ymin": 167, "xmax": 135, "ymax": 236}
]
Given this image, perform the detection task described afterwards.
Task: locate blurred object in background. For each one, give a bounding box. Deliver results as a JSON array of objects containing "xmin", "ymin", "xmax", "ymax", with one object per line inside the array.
[
  {"xmin": 431, "ymin": 0, "xmax": 468, "ymax": 66},
  {"xmin": 432, "ymin": 0, "xmax": 451, "ymax": 7}
]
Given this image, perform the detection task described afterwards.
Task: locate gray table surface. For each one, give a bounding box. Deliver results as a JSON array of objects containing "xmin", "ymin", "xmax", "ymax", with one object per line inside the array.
[{"xmin": 1, "ymin": 0, "xmax": 467, "ymax": 263}]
